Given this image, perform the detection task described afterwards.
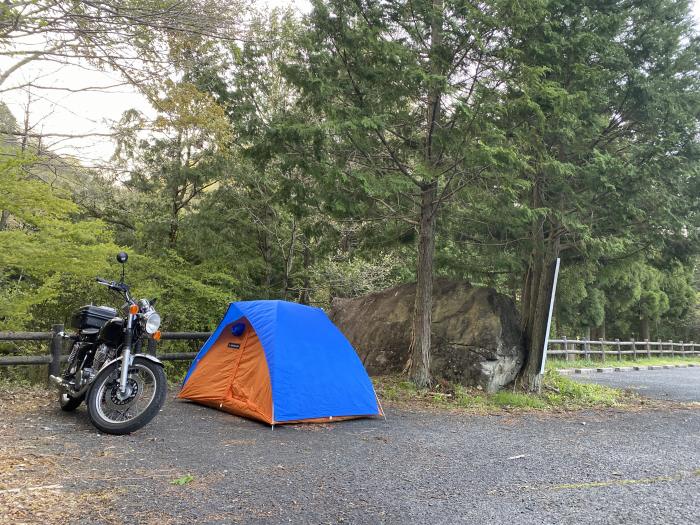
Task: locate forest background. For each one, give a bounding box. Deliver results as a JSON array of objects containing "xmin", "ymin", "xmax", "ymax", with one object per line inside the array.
[{"xmin": 1, "ymin": 0, "xmax": 699, "ymax": 388}]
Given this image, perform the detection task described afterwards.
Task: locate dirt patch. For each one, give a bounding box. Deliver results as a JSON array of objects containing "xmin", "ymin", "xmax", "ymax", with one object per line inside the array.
[
  {"xmin": 0, "ymin": 383, "xmax": 118, "ymax": 524},
  {"xmin": 0, "ymin": 382, "xmax": 53, "ymax": 415}
]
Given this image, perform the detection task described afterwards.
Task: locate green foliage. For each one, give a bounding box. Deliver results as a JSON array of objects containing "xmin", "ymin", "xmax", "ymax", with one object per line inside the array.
[
  {"xmin": 459, "ymin": 0, "xmax": 700, "ymax": 354},
  {"xmin": 0, "ymin": 151, "xmax": 116, "ymax": 327},
  {"xmin": 0, "ymin": 147, "xmax": 235, "ymax": 333},
  {"xmin": 542, "ymin": 372, "xmax": 624, "ymax": 408},
  {"xmin": 490, "ymin": 391, "xmax": 548, "ymax": 409}
]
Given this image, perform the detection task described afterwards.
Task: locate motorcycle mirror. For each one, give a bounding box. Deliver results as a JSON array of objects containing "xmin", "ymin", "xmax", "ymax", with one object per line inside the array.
[
  {"xmin": 116, "ymin": 252, "xmax": 128, "ymax": 264},
  {"xmin": 150, "ymin": 298, "xmax": 157, "ymax": 306}
]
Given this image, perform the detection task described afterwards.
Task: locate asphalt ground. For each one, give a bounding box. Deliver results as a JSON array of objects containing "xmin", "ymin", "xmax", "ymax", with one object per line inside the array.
[
  {"xmin": 571, "ymin": 367, "xmax": 700, "ymax": 403},
  {"xmin": 2, "ymin": 383, "xmax": 699, "ymax": 524}
]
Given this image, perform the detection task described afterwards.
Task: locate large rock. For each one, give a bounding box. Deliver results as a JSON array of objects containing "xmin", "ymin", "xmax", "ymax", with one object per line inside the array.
[{"xmin": 329, "ymin": 279, "xmax": 525, "ymax": 392}]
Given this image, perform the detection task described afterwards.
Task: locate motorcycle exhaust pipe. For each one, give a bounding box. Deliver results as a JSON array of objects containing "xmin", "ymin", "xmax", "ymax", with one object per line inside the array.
[
  {"xmin": 50, "ymin": 374, "xmax": 91, "ymax": 398},
  {"xmin": 49, "ymin": 375, "xmax": 67, "ymax": 388}
]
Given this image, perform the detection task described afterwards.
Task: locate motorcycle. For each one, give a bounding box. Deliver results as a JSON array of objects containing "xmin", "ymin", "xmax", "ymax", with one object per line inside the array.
[{"xmin": 50, "ymin": 252, "xmax": 167, "ymax": 434}]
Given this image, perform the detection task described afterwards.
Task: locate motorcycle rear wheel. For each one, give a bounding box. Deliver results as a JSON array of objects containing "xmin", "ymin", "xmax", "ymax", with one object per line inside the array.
[{"xmin": 86, "ymin": 357, "xmax": 166, "ymax": 435}]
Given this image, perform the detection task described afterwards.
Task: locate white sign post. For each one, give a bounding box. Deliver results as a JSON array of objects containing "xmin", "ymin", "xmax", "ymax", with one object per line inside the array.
[{"xmin": 539, "ymin": 257, "xmax": 561, "ymax": 375}]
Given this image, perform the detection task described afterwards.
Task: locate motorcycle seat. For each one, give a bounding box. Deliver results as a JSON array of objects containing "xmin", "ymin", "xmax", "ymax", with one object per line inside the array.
[{"xmin": 80, "ymin": 328, "xmax": 99, "ymax": 337}]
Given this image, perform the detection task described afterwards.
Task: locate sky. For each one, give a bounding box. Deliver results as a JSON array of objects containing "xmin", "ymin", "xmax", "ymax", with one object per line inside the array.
[{"xmin": 0, "ymin": 0, "xmax": 697, "ymax": 167}]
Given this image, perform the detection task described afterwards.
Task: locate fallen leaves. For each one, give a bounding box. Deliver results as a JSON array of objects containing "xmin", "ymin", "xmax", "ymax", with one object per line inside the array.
[
  {"xmin": 0, "ymin": 386, "xmax": 116, "ymax": 524},
  {"xmin": 170, "ymin": 474, "xmax": 195, "ymax": 486},
  {"xmin": 0, "ymin": 484, "xmax": 64, "ymax": 495}
]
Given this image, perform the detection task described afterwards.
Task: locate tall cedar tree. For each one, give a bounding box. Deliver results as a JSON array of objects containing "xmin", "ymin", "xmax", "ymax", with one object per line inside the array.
[
  {"xmin": 282, "ymin": 0, "xmax": 525, "ymax": 387},
  {"xmin": 505, "ymin": 0, "xmax": 700, "ymax": 390}
]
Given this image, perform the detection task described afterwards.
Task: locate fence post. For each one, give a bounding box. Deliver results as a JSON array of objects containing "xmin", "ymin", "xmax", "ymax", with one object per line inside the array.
[
  {"xmin": 584, "ymin": 338, "xmax": 590, "ymax": 360},
  {"xmin": 692, "ymin": 341, "xmax": 695, "ymax": 357},
  {"xmin": 631, "ymin": 338, "xmax": 636, "ymax": 360},
  {"xmin": 658, "ymin": 340, "xmax": 663, "ymax": 357},
  {"xmin": 646, "ymin": 339, "xmax": 651, "ymax": 358},
  {"xmin": 599, "ymin": 339, "xmax": 605, "ymax": 362},
  {"xmin": 615, "ymin": 338, "xmax": 621, "ymax": 361},
  {"xmin": 49, "ymin": 323, "xmax": 63, "ymax": 381},
  {"xmin": 147, "ymin": 337, "xmax": 157, "ymax": 356},
  {"xmin": 680, "ymin": 340, "xmax": 684, "ymax": 357},
  {"xmin": 669, "ymin": 340, "xmax": 674, "ymax": 358},
  {"xmin": 563, "ymin": 336, "xmax": 571, "ymax": 361}
]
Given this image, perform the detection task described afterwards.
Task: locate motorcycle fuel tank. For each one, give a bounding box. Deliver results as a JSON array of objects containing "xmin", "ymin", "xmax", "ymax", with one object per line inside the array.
[{"xmin": 98, "ymin": 317, "xmax": 124, "ymax": 347}]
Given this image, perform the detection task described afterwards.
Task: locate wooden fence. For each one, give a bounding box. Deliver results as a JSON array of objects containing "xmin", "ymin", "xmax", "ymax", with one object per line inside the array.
[
  {"xmin": 547, "ymin": 337, "xmax": 700, "ymax": 361},
  {"xmin": 1, "ymin": 326, "xmax": 699, "ymax": 381},
  {"xmin": 0, "ymin": 324, "xmax": 210, "ymax": 381}
]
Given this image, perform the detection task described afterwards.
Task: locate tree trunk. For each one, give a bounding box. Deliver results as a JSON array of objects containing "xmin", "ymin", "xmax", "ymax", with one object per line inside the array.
[
  {"xmin": 282, "ymin": 219, "xmax": 297, "ymax": 300},
  {"xmin": 168, "ymin": 132, "xmax": 183, "ymax": 249},
  {"xmin": 640, "ymin": 316, "xmax": 650, "ymax": 341},
  {"xmin": 21, "ymin": 88, "xmax": 31, "ymax": 153},
  {"xmin": 518, "ymin": 176, "xmax": 560, "ymax": 392},
  {"xmin": 168, "ymin": 200, "xmax": 179, "ymax": 248},
  {"xmin": 299, "ymin": 238, "xmax": 311, "ymax": 305},
  {"xmin": 408, "ymin": 181, "xmax": 437, "ymax": 388},
  {"xmin": 0, "ymin": 210, "xmax": 9, "ymax": 230},
  {"xmin": 168, "ymin": 223, "xmax": 178, "ymax": 247},
  {"xmin": 407, "ymin": 0, "xmax": 443, "ymax": 388}
]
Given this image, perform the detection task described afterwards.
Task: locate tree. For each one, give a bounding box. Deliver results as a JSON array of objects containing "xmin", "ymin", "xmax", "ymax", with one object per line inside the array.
[
  {"xmin": 0, "ymin": 144, "xmax": 234, "ymax": 333},
  {"xmin": 279, "ymin": 0, "xmax": 524, "ymax": 387},
  {"xmin": 0, "ymin": 1, "xmax": 242, "ymax": 89},
  {"xmin": 114, "ymin": 80, "xmax": 231, "ymax": 248},
  {"xmin": 502, "ymin": 0, "xmax": 700, "ymax": 390},
  {"xmin": 0, "ymin": 0, "xmax": 243, "ymax": 167}
]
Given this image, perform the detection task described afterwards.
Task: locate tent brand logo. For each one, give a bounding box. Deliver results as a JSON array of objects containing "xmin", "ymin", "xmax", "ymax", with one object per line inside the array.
[{"xmin": 227, "ymin": 342, "xmax": 241, "ymax": 349}]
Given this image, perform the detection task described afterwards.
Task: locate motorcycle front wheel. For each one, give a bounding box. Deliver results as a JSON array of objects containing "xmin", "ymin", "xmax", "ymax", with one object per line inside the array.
[{"xmin": 86, "ymin": 357, "xmax": 166, "ymax": 435}]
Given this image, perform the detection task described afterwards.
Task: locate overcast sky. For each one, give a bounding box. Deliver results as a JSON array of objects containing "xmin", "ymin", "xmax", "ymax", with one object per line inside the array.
[{"xmin": 0, "ymin": 0, "xmax": 697, "ymax": 166}]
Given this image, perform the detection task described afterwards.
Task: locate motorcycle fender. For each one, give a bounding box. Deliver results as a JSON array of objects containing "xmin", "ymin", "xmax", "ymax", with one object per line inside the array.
[{"xmin": 100, "ymin": 353, "xmax": 164, "ymax": 373}]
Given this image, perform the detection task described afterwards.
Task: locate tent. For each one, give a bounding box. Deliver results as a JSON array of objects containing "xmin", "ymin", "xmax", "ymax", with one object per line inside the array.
[{"xmin": 178, "ymin": 300, "xmax": 382, "ymax": 425}]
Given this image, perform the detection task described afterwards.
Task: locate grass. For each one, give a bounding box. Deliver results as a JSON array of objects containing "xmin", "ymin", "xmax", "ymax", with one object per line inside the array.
[
  {"xmin": 374, "ymin": 370, "xmax": 632, "ymax": 413},
  {"xmin": 541, "ymin": 371, "xmax": 624, "ymax": 407},
  {"xmin": 546, "ymin": 355, "xmax": 700, "ymax": 370}
]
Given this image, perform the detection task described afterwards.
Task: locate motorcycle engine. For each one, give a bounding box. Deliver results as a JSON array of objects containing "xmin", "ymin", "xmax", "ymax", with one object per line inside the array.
[{"xmin": 93, "ymin": 344, "xmax": 116, "ymax": 371}]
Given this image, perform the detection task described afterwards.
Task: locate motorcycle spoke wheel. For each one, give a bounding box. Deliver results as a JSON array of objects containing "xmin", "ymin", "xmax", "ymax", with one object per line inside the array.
[{"xmin": 94, "ymin": 363, "xmax": 157, "ymax": 424}]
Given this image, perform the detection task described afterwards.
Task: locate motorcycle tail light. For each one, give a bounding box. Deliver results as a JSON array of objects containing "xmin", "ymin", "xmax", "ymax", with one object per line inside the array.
[
  {"xmin": 153, "ymin": 330, "xmax": 161, "ymax": 341},
  {"xmin": 129, "ymin": 304, "xmax": 139, "ymax": 315}
]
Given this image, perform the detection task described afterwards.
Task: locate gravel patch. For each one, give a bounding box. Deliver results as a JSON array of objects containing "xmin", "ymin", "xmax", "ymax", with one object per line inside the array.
[{"xmin": 1, "ymin": 386, "xmax": 698, "ymax": 524}]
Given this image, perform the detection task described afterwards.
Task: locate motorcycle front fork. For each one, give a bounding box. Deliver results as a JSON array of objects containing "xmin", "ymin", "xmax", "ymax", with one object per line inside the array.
[{"xmin": 119, "ymin": 312, "xmax": 135, "ymax": 394}]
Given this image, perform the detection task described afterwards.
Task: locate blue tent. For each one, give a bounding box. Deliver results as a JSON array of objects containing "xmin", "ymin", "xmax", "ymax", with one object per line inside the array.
[{"xmin": 178, "ymin": 300, "xmax": 381, "ymax": 424}]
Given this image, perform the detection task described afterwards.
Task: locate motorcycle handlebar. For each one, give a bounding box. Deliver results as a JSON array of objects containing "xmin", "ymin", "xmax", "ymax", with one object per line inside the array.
[
  {"xmin": 95, "ymin": 277, "xmax": 130, "ymax": 296},
  {"xmin": 95, "ymin": 277, "xmax": 114, "ymax": 287}
]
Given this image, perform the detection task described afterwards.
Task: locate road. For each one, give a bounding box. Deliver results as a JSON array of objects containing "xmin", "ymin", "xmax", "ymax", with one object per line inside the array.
[
  {"xmin": 571, "ymin": 367, "xmax": 700, "ymax": 402},
  {"xmin": 1, "ymin": 387, "xmax": 698, "ymax": 524}
]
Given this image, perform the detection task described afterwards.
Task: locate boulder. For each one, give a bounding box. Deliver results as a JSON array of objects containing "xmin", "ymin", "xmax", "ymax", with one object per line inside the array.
[{"xmin": 329, "ymin": 279, "xmax": 525, "ymax": 392}]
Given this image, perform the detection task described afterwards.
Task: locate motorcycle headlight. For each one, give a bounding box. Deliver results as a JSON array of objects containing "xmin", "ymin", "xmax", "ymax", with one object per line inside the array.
[{"xmin": 144, "ymin": 311, "xmax": 161, "ymax": 334}]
